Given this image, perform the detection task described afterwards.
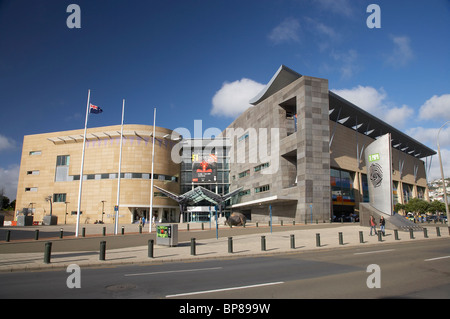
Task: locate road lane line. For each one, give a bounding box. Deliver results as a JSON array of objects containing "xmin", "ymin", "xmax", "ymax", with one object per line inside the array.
[
  {"xmin": 354, "ymin": 249, "xmax": 395, "ymax": 255},
  {"xmin": 424, "ymin": 256, "xmax": 450, "ymax": 262},
  {"xmin": 125, "ymin": 267, "xmax": 222, "ymax": 277},
  {"xmin": 165, "ymin": 281, "xmax": 284, "ymax": 298}
]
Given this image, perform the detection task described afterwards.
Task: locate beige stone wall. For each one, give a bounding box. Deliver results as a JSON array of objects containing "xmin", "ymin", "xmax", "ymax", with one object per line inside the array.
[
  {"xmin": 15, "ymin": 125, "xmax": 180, "ymax": 224},
  {"xmin": 330, "ymin": 121, "xmax": 429, "ymax": 209}
]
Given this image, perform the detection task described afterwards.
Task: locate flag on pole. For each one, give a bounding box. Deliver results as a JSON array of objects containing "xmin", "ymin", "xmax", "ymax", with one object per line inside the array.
[{"xmin": 89, "ymin": 104, "xmax": 103, "ymax": 114}]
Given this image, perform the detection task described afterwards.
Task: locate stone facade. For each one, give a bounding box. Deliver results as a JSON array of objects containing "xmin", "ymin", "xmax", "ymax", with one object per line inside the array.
[
  {"xmin": 228, "ymin": 75, "xmax": 331, "ymax": 223},
  {"xmin": 15, "ymin": 124, "xmax": 180, "ymax": 225},
  {"xmin": 228, "ymin": 69, "xmax": 431, "ymax": 223}
]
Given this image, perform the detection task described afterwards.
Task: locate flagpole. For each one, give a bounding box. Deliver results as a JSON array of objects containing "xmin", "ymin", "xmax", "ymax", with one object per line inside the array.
[
  {"xmin": 115, "ymin": 99, "xmax": 125, "ymax": 235},
  {"xmin": 149, "ymin": 108, "xmax": 156, "ymax": 233},
  {"xmin": 76, "ymin": 89, "xmax": 90, "ymax": 237}
]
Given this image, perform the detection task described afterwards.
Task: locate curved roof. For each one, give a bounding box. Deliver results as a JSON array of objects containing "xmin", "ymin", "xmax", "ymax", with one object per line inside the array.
[
  {"xmin": 249, "ymin": 65, "xmax": 302, "ymax": 105},
  {"xmin": 329, "ymin": 91, "xmax": 436, "ymax": 158}
]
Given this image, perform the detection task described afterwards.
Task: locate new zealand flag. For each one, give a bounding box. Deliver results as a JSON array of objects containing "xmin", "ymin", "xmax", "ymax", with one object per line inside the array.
[{"xmin": 89, "ymin": 104, "xmax": 103, "ymax": 114}]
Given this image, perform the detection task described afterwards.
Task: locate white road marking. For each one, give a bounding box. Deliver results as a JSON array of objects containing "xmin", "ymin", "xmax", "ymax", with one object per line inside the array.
[
  {"xmin": 424, "ymin": 255, "xmax": 450, "ymax": 262},
  {"xmin": 354, "ymin": 249, "xmax": 395, "ymax": 255},
  {"xmin": 124, "ymin": 267, "xmax": 222, "ymax": 277},
  {"xmin": 165, "ymin": 281, "xmax": 284, "ymax": 298}
]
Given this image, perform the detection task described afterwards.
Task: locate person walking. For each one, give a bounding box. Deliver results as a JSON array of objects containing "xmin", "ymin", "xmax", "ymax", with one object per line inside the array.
[
  {"xmin": 370, "ymin": 215, "xmax": 377, "ymax": 236},
  {"xmin": 380, "ymin": 216, "xmax": 386, "ymax": 236}
]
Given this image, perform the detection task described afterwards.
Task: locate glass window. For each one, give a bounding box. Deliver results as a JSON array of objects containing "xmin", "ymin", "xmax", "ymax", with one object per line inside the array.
[
  {"xmin": 330, "ymin": 168, "xmax": 355, "ymax": 206},
  {"xmin": 255, "ymin": 185, "xmax": 270, "ymax": 193},
  {"xmin": 239, "ymin": 169, "xmax": 250, "ymax": 178},
  {"xmin": 393, "ymin": 181, "xmax": 399, "ymax": 204},
  {"xmin": 56, "ymin": 155, "xmax": 70, "ymax": 166},
  {"xmin": 403, "ymin": 183, "xmax": 413, "ymax": 203},
  {"xmin": 361, "ymin": 174, "xmax": 369, "ymax": 202},
  {"xmin": 29, "ymin": 151, "xmax": 42, "ymax": 156},
  {"xmin": 53, "ymin": 193, "xmax": 66, "ymax": 202}
]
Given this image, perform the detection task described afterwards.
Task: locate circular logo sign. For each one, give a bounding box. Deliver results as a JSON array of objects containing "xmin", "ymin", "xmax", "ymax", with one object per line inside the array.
[{"xmin": 369, "ymin": 163, "xmax": 383, "ymax": 188}]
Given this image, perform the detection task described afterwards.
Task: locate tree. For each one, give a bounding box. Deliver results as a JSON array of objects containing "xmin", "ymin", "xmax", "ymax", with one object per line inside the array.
[
  {"xmin": 404, "ymin": 198, "xmax": 430, "ymax": 215},
  {"xmin": 428, "ymin": 200, "xmax": 446, "ymax": 214},
  {"xmin": 394, "ymin": 203, "xmax": 405, "ymax": 213}
]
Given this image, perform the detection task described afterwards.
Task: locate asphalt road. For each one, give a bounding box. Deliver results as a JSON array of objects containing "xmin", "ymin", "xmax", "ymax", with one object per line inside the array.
[{"xmin": 1, "ymin": 237, "xmax": 449, "ymax": 301}]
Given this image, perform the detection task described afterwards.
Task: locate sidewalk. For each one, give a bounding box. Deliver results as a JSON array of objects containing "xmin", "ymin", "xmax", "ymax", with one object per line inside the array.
[{"xmin": 0, "ymin": 223, "xmax": 449, "ymax": 272}]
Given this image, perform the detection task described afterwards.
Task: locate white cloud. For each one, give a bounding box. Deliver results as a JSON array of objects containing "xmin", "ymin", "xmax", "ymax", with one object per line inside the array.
[
  {"xmin": 427, "ymin": 148, "xmax": 450, "ymax": 182},
  {"xmin": 385, "ymin": 104, "xmax": 415, "ymax": 125},
  {"xmin": 386, "ymin": 35, "xmax": 414, "ymax": 67},
  {"xmin": 331, "ymin": 85, "xmax": 414, "ymax": 128},
  {"xmin": 407, "ymin": 126, "xmax": 450, "ymax": 149},
  {"xmin": 211, "ymin": 78, "xmax": 265, "ymax": 118},
  {"xmin": 407, "ymin": 126, "xmax": 450, "ymax": 182},
  {"xmin": 0, "ymin": 164, "xmax": 19, "ymax": 200},
  {"xmin": 419, "ymin": 94, "xmax": 450, "ymax": 121},
  {"xmin": 0, "ymin": 134, "xmax": 16, "ymax": 151},
  {"xmin": 268, "ymin": 17, "xmax": 301, "ymax": 45}
]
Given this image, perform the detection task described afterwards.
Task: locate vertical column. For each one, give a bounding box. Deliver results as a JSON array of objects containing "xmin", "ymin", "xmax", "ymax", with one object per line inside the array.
[{"xmin": 295, "ymin": 77, "xmax": 330, "ymax": 223}]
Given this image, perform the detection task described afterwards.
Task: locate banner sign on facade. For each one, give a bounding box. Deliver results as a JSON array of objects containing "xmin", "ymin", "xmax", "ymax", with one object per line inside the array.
[
  {"xmin": 364, "ymin": 133, "xmax": 393, "ymax": 215},
  {"xmin": 192, "ymin": 153, "xmax": 217, "ymax": 183}
]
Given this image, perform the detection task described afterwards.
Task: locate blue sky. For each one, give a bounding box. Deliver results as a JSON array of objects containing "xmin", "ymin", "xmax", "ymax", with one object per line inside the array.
[{"xmin": 1, "ymin": 0, "xmax": 449, "ymax": 199}]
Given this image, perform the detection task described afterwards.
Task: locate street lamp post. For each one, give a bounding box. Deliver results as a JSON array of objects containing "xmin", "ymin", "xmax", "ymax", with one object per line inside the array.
[
  {"xmin": 101, "ymin": 200, "xmax": 106, "ymax": 223},
  {"xmin": 437, "ymin": 121, "xmax": 450, "ymax": 224},
  {"xmin": 64, "ymin": 201, "xmax": 70, "ymax": 224}
]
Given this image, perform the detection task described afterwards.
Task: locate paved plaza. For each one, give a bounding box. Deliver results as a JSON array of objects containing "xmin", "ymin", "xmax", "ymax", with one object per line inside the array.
[{"xmin": 0, "ymin": 222, "xmax": 449, "ymax": 272}]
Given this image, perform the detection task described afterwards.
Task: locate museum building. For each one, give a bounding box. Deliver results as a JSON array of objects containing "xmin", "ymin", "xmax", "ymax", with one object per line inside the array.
[
  {"xmin": 14, "ymin": 66, "xmax": 436, "ymax": 225},
  {"xmin": 226, "ymin": 65, "xmax": 435, "ymax": 223}
]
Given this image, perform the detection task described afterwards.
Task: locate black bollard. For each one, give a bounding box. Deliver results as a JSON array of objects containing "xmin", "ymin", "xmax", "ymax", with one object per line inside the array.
[
  {"xmin": 378, "ymin": 231, "xmax": 383, "ymax": 242},
  {"xmin": 410, "ymin": 229, "xmax": 414, "ymax": 239},
  {"xmin": 100, "ymin": 241, "xmax": 106, "ymax": 260},
  {"xmin": 103, "ymin": 226, "xmax": 106, "ymax": 236},
  {"xmin": 82, "ymin": 227, "xmax": 86, "ymax": 237},
  {"xmin": 60, "ymin": 228, "xmax": 64, "ymax": 239},
  {"xmin": 44, "ymin": 242, "xmax": 52, "ymax": 264},
  {"xmin": 228, "ymin": 237, "xmax": 233, "ymax": 253},
  {"xmin": 6, "ymin": 230, "xmax": 11, "ymax": 242},
  {"xmin": 394, "ymin": 229, "xmax": 399, "ymax": 240},
  {"xmin": 35, "ymin": 229, "xmax": 39, "ymax": 240},
  {"xmin": 436, "ymin": 227, "xmax": 441, "ymax": 237},
  {"xmin": 148, "ymin": 239, "xmax": 154, "ymax": 258},
  {"xmin": 261, "ymin": 236, "xmax": 266, "ymax": 251},
  {"xmin": 359, "ymin": 231, "xmax": 364, "ymax": 244},
  {"xmin": 121, "ymin": 226, "xmax": 125, "ymax": 235},
  {"xmin": 339, "ymin": 232, "xmax": 344, "ymax": 245},
  {"xmin": 190, "ymin": 238, "xmax": 196, "ymax": 256},
  {"xmin": 290, "ymin": 234, "xmax": 295, "ymax": 249},
  {"xmin": 316, "ymin": 233, "xmax": 321, "ymax": 247},
  {"xmin": 139, "ymin": 225, "xmax": 142, "ymax": 234},
  {"xmin": 423, "ymin": 228, "xmax": 428, "ymax": 238}
]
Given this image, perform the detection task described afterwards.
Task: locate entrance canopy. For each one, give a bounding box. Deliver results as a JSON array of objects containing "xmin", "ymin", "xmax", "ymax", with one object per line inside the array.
[{"xmin": 153, "ymin": 185, "xmax": 242, "ymax": 213}]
